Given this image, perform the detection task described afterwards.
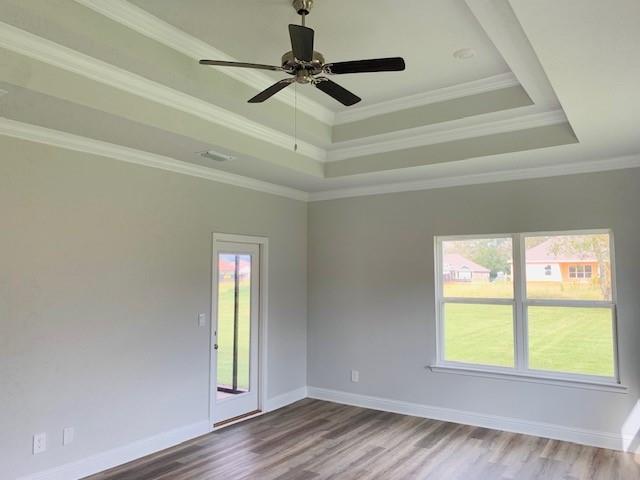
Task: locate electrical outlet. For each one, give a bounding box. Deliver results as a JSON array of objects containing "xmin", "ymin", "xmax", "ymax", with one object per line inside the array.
[
  {"xmin": 351, "ymin": 370, "xmax": 359, "ymax": 383},
  {"xmin": 33, "ymin": 433, "xmax": 46, "ymax": 454},
  {"xmin": 198, "ymin": 313, "xmax": 206, "ymax": 327},
  {"xmin": 63, "ymin": 427, "xmax": 74, "ymax": 446}
]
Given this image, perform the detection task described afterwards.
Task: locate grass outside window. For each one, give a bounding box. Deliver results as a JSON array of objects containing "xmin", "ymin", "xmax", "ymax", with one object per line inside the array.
[
  {"xmin": 443, "ymin": 303, "xmax": 514, "ymax": 368},
  {"xmin": 217, "ymin": 280, "xmax": 251, "ymax": 391}
]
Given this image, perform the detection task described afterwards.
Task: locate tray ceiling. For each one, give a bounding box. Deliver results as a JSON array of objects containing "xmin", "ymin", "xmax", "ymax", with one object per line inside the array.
[{"xmin": 0, "ymin": 0, "xmax": 637, "ymax": 200}]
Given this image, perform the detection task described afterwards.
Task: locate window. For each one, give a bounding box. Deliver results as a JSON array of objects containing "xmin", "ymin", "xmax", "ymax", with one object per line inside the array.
[
  {"xmin": 435, "ymin": 230, "xmax": 618, "ymax": 385},
  {"xmin": 569, "ymin": 264, "xmax": 592, "ymax": 279}
]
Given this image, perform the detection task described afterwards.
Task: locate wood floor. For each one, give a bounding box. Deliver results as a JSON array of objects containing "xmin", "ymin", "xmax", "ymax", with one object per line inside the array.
[{"xmin": 86, "ymin": 399, "xmax": 640, "ymax": 480}]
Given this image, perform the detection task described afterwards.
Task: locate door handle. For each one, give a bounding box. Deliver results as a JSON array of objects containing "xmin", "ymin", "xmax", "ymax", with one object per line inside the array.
[{"xmin": 214, "ymin": 344, "xmax": 219, "ymax": 350}]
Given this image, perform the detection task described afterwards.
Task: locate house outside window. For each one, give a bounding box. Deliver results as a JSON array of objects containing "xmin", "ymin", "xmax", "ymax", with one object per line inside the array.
[
  {"xmin": 434, "ymin": 230, "xmax": 618, "ymax": 386},
  {"xmin": 443, "ymin": 253, "xmax": 491, "ymax": 283}
]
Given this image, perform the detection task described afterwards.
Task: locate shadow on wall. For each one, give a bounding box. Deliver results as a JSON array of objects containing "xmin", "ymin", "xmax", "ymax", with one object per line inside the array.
[{"xmin": 622, "ymin": 400, "xmax": 640, "ymax": 455}]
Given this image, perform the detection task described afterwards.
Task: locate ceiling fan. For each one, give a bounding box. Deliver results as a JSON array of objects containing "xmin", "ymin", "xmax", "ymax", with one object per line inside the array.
[{"xmin": 199, "ymin": 0, "xmax": 406, "ymax": 107}]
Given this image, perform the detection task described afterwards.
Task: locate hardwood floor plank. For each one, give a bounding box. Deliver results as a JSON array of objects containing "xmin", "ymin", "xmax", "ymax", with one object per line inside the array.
[{"xmin": 84, "ymin": 400, "xmax": 640, "ymax": 480}]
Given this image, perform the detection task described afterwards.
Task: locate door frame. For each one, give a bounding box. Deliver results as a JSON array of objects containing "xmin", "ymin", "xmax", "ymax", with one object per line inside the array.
[{"xmin": 209, "ymin": 233, "xmax": 269, "ymax": 429}]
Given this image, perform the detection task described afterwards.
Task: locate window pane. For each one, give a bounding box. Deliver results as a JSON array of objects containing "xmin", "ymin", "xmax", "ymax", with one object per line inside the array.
[
  {"xmin": 528, "ymin": 307, "xmax": 614, "ymax": 377},
  {"xmin": 441, "ymin": 238, "xmax": 513, "ymax": 298},
  {"xmin": 237, "ymin": 254, "xmax": 251, "ymax": 391},
  {"xmin": 444, "ymin": 303, "xmax": 514, "ymax": 367},
  {"xmin": 524, "ymin": 233, "xmax": 612, "ymax": 301},
  {"xmin": 217, "ymin": 254, "xmax": 252, "ymax": 394}
]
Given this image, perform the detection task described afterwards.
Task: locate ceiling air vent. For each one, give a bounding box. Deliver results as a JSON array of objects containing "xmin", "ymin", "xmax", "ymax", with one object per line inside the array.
[{"xmin": 199, "ymin": 150, "xmax": 236, "ymax": 162}]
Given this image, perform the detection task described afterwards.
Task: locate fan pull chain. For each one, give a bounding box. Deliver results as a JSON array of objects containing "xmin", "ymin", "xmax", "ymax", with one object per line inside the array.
[{"xmin": 294, "ymin": 82, "xmax": 298, "ymax": 152}]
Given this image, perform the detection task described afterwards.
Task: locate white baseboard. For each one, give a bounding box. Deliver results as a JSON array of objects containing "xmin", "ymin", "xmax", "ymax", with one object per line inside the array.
[
  {"xmin": 307, "ymin": 386, "xmax": 638, "ymax": 453},
  {"xmin": 19, "ymin": 386, "xmax": 309, "ymax": 480},
  {"xmin": 18, "ymin": 420, "xmax": 211, "ymax": 480},
  {"xmin": 265, "ymin": 386, "xmax": 308, "ymax": 412},
  {"xmin": 18, "ymin": 385, "xmax": 637, "ymax": 479}
]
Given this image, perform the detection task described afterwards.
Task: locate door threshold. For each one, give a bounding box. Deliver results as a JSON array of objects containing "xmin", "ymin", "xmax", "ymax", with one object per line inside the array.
[{"xmin": 213, "ymin": 409, "xmax": 262, "ymax": 430}]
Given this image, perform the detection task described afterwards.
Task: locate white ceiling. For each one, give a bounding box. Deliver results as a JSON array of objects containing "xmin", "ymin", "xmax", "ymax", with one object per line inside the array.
[
  {"xmin": 509, "ymin": 0, "xmax": 640, "ymax": 155},
  {"xmin": 129, "ymin": 0, "xmax": 511, "ymax": 110}
]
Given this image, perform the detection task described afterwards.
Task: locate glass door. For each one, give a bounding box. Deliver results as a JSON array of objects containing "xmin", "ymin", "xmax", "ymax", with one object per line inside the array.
[{"xmin": 213, "ymin": 242, "xmax": 260, "ymax": 424}]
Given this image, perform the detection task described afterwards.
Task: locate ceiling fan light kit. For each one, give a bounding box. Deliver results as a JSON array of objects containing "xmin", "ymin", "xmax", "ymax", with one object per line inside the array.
[{"xmin": 199, "ymin": 0, "xmax": 406, "ymax": 107}]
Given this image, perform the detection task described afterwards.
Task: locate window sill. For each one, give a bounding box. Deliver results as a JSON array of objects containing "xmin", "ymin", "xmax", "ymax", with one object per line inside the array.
[{"xmin": 427, "ymin": 365, "xmax": 628, "ymax": 393}]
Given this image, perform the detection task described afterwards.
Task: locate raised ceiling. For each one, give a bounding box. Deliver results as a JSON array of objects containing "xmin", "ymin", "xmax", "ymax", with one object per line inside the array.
[
  {"xmin": 0, "ymin": 0, "xmax": 638, "ymax": 200},
  {"xmin": 129, "ymin": 0, "xmax": 512, "ymax": 109}
]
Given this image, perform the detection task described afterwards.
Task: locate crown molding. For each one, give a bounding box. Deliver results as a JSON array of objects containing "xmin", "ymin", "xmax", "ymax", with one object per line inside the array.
[
  {"xmin": 327, "ymin": 107, "xmax": 567, "ymax": 162},
  {"xmin": 4, "ymin": 117, "xmax": 638, "ymax": 205},
  {"xmin": 309, "ymin": 154, "xmax": 640, "ymax": 201},
  {"xmin": 0, "ymin": 21, "xmax": 567, "ymax": 167},
  {"xmin": 334, "ymin": 72, "xmax": 520, "ymax": 125},
  {"xmin": 0, "ymin": 117, "xmax": 309, "ymax": 201},
  {"xmin": 73, "ymin": 0, "xmax": 335, "ymax": 126},
  {"xmin": 0, "ymin": 21, "xmax": 326, "ymax": 163}
]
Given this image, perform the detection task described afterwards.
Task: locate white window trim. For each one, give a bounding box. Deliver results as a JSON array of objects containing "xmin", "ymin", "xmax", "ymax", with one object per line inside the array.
[{"xmin": 433, "ymin": 229, "xmax": 624, "ymax": 392}]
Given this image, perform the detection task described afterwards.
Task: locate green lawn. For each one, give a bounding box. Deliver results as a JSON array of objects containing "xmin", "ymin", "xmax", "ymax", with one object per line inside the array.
[
  {"xmin": 444, "ymin": 304, "xmax": 514, "ymax": 367},
  {"xmin": 444, "ymin": 301, "xmax": 614, "ymax": 377},
  {"xmin": 216, "ymin": 280, "xmax": 251, "ymax": 390},
  {"xmin": 527, "ymin": 307, "xmax": 614, "ymax": 376}
]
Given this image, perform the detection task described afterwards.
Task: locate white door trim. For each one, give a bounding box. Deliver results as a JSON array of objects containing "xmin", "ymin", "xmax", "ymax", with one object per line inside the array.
[{"xmin": 210, "ymin": 233, "xmax": 269, "ymax": 428}]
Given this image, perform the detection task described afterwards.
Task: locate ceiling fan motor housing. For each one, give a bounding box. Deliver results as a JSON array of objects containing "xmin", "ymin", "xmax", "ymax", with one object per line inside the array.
[
  {"xmin": 199, "ymin": 0, "xmax": 404, "ymax": 106},
  {"xmin": 282, "ymin": 50, "xmax": 325, "ymax": 83},
  {"xmin": 293, "ymin": 0, "xmax": 314, "ymax": 16}
]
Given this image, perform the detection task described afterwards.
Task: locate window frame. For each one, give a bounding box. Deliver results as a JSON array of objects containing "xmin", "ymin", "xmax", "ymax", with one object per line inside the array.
[{"xmin": 433, "ymin": 229, "xmax": 621, "ymax": 388}]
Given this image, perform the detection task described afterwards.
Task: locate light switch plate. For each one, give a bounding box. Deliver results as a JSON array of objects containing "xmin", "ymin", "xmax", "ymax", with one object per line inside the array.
[{"xmin": 198, "ymin": 313, "xmax": 206, "ymax": 327}]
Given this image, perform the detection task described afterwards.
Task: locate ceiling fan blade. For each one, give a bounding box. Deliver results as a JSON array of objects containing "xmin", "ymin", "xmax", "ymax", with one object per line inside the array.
[
  {"xmin": 199, "ymin": 60, "xmax": 284, "ymax": 72},
  {"xmin": 323, "ymin": 57, "xmax": 406, "ymax": 75},
  {"xmin": 289, "ymin": 24, "xmax": 314, "ymax": 62},
  {"xmin": 248, "ymin": 79, "xmax": 294, "ymax": 103},
  {"xmin": 314, "ymin": 78, "xmax": 361, "ymax": 106}
]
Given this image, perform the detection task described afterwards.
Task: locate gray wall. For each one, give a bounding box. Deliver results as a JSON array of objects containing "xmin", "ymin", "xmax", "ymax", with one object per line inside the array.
[
  {"xmin": 0, "ymin": 136, "xmax": 308, "ymax": 479},
  {"xmin": 308, "ymin": 168, "xmax": 640, "ymax": 436},
  {"xmin": 3, "ymin": 132, "xmax": 640, "ymax": 479}
]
